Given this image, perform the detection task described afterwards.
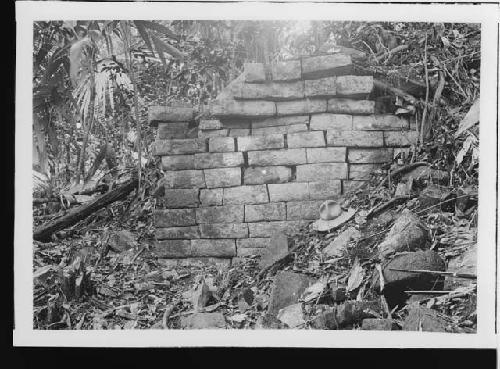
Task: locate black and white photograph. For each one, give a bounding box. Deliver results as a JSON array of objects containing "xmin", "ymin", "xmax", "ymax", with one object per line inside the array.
[{"xmin": 14, "ymin": 1, "xmax": 499, "ymax": 347}]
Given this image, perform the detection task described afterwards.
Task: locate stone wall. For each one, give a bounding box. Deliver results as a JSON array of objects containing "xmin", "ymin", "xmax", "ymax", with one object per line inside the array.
[{"xmin": 150, "ymin": 53, "xmax": 417, "ymax": 263}]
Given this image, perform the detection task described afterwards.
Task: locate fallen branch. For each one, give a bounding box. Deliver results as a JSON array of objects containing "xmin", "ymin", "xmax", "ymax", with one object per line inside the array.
[
  {"xmin": 33, "ymin": 176, "xmax": 138, "ymax": 242},
  {"xmin": 373, "ymin": 79, "xmax": 418, "ymax": 105},
  {"xmin": 375, "ymin": 162, "xmax": 428, "ymax": 190},
  {"xmin": 375, "ymin": 44, "xmax": 409, "ymax": 63},
  {"xmin": 388, "ymin": 268, "xmax": 477, "ymax": 280},
  {"xmin": 366, "ymin": 195, "xmax": 412, "ymax": 219}
]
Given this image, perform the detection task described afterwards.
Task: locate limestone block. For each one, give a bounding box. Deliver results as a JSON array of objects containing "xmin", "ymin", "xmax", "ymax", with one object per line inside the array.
[
  {"xmin": 308, "ymin": 181, "xmax": 342, "ymax": 199},
  {"xmin": 199, "ymin": 223, "xmax": 249, "ymax": 238},
  {"xmin": 223, "ymin": 185, "xmax": 269, "ymax": 205},
  {"xmin": 327, "ymin": 130, "xmax": 384, "ymax": 147},
  {"xmin": 296, "ymin": 163, "xmax": 348, "ymax": 181},
  {"xmin": 203, "ymin": 167, "xmax": 241, "ymax": 188},
  {"xmin": 286, "ymin": 200, "xmax": 324, "ymax": 220},
  {"xmin": 155, "ymin": 240, "xmax": 192, "ymax": 258},
  {"xmin": 268, "ymin": 182, "xmax": 309, "ymax": 202},
  {"xmin": 194, "ymin": 152, "xmax": 244, "ymax": 169},
  {"xmin": 335, "ymin": 76, "xmax": 373, "ymax": 96},
  {"xmin": 276, "ymin": 98, "xmax": 327, "ymax": 116},
  {"xmin": 287, "ymin": 131, "xmax": 326, "ymax": 148},
  {"xmin": 271, "ymin": 60, "xmax": 301, "ymax": 81},
  {"xmin": 191, "ymin": 239, "xmax": 237, "ymax": 257},
  {"xmin": 209, "ymin": 137, "xmax": 235, "ymax": 152},
  {"xmin": 154, "ymin": 209, "xmax": 196, "ymax": 228},
  {"xmin": 237, "ymin": 247, "xmax": 267, "ymax": 257},
  {"xmin": 163, "ymin": 189, "xmax": 199, "ymax": 208},
  {"xmin": 343, "ymin": 180, "xmax": 367, "ymax": 193},
  {"xmin": 200, "ymin": 188, "xmax": 223, "ymax": 207},
  {"xmin": 211, "ymin": 99, "xmax": 276, "ymax": 118},
  {"xmin": 233, "ymin": 80, "xmax": 304, "ymax": 100},
  {"xmin": 157, "ymin": 122, "xmax": 189, "ymax": 139},
  {"xmin": 243, "ymin": 166, "xmax": 291, "ymax": 185},
  {"xmin": 306, "ymin": 147, "xmax": 346, "ymax": 163},
  {"xmin": 244, "ymin": 62, "xmax": 266, "ymax": 83},
  {"xmin": 198, "ymin": 129, "xmax": 228, "ymax": 139},
  {"xmin": 247, "ymin": 149, "xmax": 306, "ymax": 166},
  {"xmin": 156, "ymin": 226, "xmax": 200, "ymax": 240},
  {"xmin": 248, "ymin": 220, "xmax": 308, "ymax": 238},
  {"xmin": 304, "ymin": 77, "xmax": 337, "ymax": 97},
  {"xmin": 348, "ymin": 148, "xmax": 394, "ymax": 163},
  {"xmin": 245, "ymin": 202, "xmax": 286, "ymax": 222},
  {"xmin": 237, "ymin": 238, "xmax": 271, "ymax": 249},
  {"xmin": 162, "ymin": 170, "xmax": 206, "ymax": 189},
  {"xmin": 161, "ymin": 155, "xmax": 195, "ymax": 170},
  {"xmin": 154, "ymin": 139, "xmax": 206, "ymax": 156},
  {"xmin": 228, "ymin": 128, "xmax": 251, "ymax": 137},
  {"xmin": 149, "ymin": 105, "xmax": 195, "ymax": 125},
  {"xmin": 384, "ymin": 131, "xmax": 419, "ymax": 146},
  {"xmin": 237, "ymin": 134, "xmax": 284, "ymax": 152},
  {"xmin": 327, "ymin": 99, "xmax": 375, "ymax": 115},
  {"xmin": 252, "ymin": 115, "xmax": 309, "ymax": 129},
  {"xmin": 199, "ymin": 119, "xmax": 223, "ymax": 130},
  {"xmin": 195, "ymin": 205, "xmax": 244, "ymax": 224},
  {"xmin": 353, "ymin": 115, "xmax": 409, "ymax": 130},
  {"xmin": 310, "ymin": 113, "xmax": 352, "ymax": 131},
  {"xmin": 348, "ymin": 164, "xmax": 382, "ymax": 180},
  {"xmin": 252, "ymin": 124, "xmax": 309, "ymax": 136},
  {"xmin": 301, "ymin": 54, "xmax": 352, "ymax": 79}
]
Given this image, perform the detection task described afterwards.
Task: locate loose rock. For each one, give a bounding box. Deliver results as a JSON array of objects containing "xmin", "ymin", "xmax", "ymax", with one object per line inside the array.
[
  {"xmin": 277, "ymin": 303, "xmax": 305, "ymax": 328},
  {"xmin": 267, "ymin": 271, "xmax": 314, "ymax": 317},
  {"xmin": 361, "ymin": 318, "xmax": 398, "ymax": 330},
  {"xmin": 324, "ymin": 226, "xmax": 361, "ymax": 257},
  {"xmin": 402, "ymin": 306, "xmax": 450, "ymax": 332},
  {"xmin": 180, "ymin": 313, "xmax": 226, "ymax": 329}
]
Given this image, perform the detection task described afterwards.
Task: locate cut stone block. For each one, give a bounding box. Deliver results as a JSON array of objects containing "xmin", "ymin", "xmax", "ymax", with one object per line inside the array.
[
  {"xmin": 237, "ymin": 134, "xmax": 284, "ymax": 152},
  {"xmin": 200, "ymin": 188, "xmax": 223, "ymax": 207},
  {"xmin": 210, "ymin": 99, "xmax": 276, "ymax": 118},
  {"xmin": 155, "ymin": 209, "xmax": 196, "ymax": 228},
  {"xmin": 221, "ymin": 119, "xmax": 252, "ymax": 129},
  {"xmin": 353, "ymin": 115, "xmax": 409, "ymax": 130},
  {"xmin": 271, "ymin": 60, "xmax": 301, "ymax": 81},
  {"xmin": 286, "ymin": 200, "xmax": 324, "ymax": 220},
  {"xmin": 327, "ymin": 130, "xmax": 384, "ymax": 147},
  {"xmin": 384, "ymin": 131, "xmax": 419, "ymax": 146},
  {"xmin": 237, "ymin": 238, "xmax": 271, "ymax": 249},
  {"xmin": 335, "ymin": 75, "xmax": 373, "ymax": 96},
  {"xmin": 306, "ymin": 147, "xmax": 346, "ymax": 163},
  {"xmin": 301, "ymin": 54, "xmax": 352, "ymax": 79},
  {"xmin": 268, "ymin": 182, "xmax": 309, "ymax": 202},
  {"xmin": 162, "ymin": 170, "xmax": 206, "ymax": 189},
  {"xmin": 287, "ymin": 131, "xmax": 326, "ymax": 148},
  {"xmin": 228, "ymin": 128, "xmax": 251, "ymax": 137},
  {"xmin": 203, "ymin": 167, "xmax": 241, "ymax": 188},
  {"xmin": 194, "ymin": 152, "xmax": 244, "ymax": 169},
  {"xmin": 157, "ymin": 122, "xmax": 189, "ymax": 139},
  {"xmin": 308, "ymin": 181, "xmax": 342, "ymax": 200},
  {"xmin": 233, "ymin": 81, "xmax": 304, "ymax": 100},
  {"xmin": 198, "ymin": 129, "xmax": 228, "ymax": 139},
  {"xmin": 402, "ymin": 306, "xmax": 449, "ymax": 332},
  {"xmin": 199, "ymin": 119, "xmax": 223, "ymax": 130},
  {"xmin": 191, "ymin": 239, "xmax": 237, "ymax": 257},
  {"xmin": 244, "ymin": 62, "xmax": 266, "ymax": 83},
  {"xmin": 252, "ymin": 124, "xmax": 309, "ymax": 136},
  {"xmin": 247, "ymin": 149, "xmax": 306, "ymax": 166},
  {"xmin": 161, "ymin": 155, "xmax": 195, "ymax": 171},
  {"xmin": 248, "ymin": 220, "xmax": 308, "ymax": 238},
  {"xmin": 348, "ymin": 148, "xmax": 394, "ymax": 163},
  {"xmin": 252, "ymin": 115, "xmax": 309, "ymax": 129},
  {"xmin": 149, "ymin": 105, "xmax": 195, "ymax": 125},
  {"xmin": 267, "ymin": 271, "xmax": 315, "ymax": 317},
  {"xmin": 195, "ymin": 205, "xmax": 244, "ymax": 224},
  {"xmin": 276, "ymin": 98, "xmax": 327, "ymax": 116},
  {"xmin": 155, "ymin": 240, "xmax": 192, "ymax": 258},
  {"xmin": 237, "ymin": 247, "xmax": 267, "ymax": 257},
  {"xmin": 245, "ymin": 202, "xmax": 286, "ymax": 222},
  {"xmin": 156, "ymin": 226, "xmax": 200, "ymax": 240},
  {"xmin": 209, "ymin": 137, "xmax": 235, "ymax": 152},
  {"xmin": 343, "ymin": 180, "xmax": 367, "ymax": 193},
  {"xmin": 163, "ymin": 189, "xmax": 199, "ymax": 208},
  {"xmin": 296, "ymin": 163, "xmax": 348, "ymax": 181},
  {"xmin": 327, "ymin": 99, "xmax": 375, "ymax": 115},
  {"xmin": 310, "ymin": 113, "xmax": 352, "ymax": 131},
  {"xmin": 223, "ymin": 185, "xmax": 269, "ymax": 205},
  {"xmin": 154, "ymin": 139, "xmax": 206, "ymax": 156},
  {"xmin": 243, "ymin": 166, "xmax": 292, "ymax": 185},
  {"xmin": 348, "ymin": 164, "xmax": 382, "ymax": 180},
  {"xmin": 304, "ymin": 77, "xmax": 337, "ymax": 97},
  {"xmin": 200, "ymin": 223, "xmax": 249, "ymax": 238}
]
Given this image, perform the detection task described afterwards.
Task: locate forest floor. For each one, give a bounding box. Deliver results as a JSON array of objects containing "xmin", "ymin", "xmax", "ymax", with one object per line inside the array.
[{"xmin": 33, "ymin": 161, "xmax": 477, "ymax": 332}]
